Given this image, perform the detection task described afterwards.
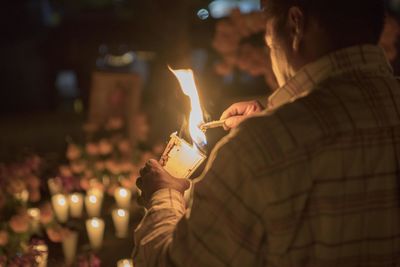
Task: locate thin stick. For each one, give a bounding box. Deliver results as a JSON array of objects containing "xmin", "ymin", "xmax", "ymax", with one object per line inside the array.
[{"xmin": 200, "ymin": 120, "xmax": 227, "ymax": 131}]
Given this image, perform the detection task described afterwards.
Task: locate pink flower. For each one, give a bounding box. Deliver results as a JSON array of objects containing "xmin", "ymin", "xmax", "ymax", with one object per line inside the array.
[
  {"xmin": 86, "ymin": 143, "xmax": 99, "ymax": 156},
  {"xmin": 39, "ymin": 203, "xmax": 53, "ymax": 225},
  {"xmin": 106, "ymin": 117, "xmax": 124, "ymax": 130},
  {"xmin": 71, "ymin": 161, "xmax": 86, "ymax": 174},
  {"xmin": 9, "ymin": 212, "xmax": 30, "ymax": 233},
  {"xmin": 79, "ymin": 178, "xmax": 90, "ymax": 191},
  {"xmin": 0, "ymin": 230, "xmax": 9, "ymax": 246},
  {"xmin": 118, "ymin": 139, "xmax": 132, "ymax": 155},
  {"xmin": 66, "ymin": 144, "xmax": 81, "ymax": 161},
  {"xmin": 95, "ymin": 161, "xmax": 105, "ymax": 172},
  {"xmin": 59, "ymin": 165, "xmax": 73, "ymax": 177},
  {"xmin": 99, "ymin": 139, "xmax": 113, "ymax": 155},
  {"xmin": 29, "ymin": 189, "xmax": 41, "ymax": 202},
  {"xmin": 26, "ymin": 175, "xmax": 41, "ymax": 190},
  {"xmin": 46, "ymin": 225, "xmax": 63, "ymax": 243}
]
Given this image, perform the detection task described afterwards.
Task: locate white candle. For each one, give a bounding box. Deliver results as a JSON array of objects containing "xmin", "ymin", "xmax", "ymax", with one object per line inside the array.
[
  {"xmin": 85, "ymin": 194, "xmax": 102, "ymax": 218},
  {"xmin": 51, "ymin": 194, "xmax": 69, "ymax": 223},
  {"xmin": 117, "ymin": 259, "xmax": 134, "ymax": 267},
  {"xmin": 34, "ymin": 243, "xmax": 48, "ymax": 267},
  {"xmin": 86, "ymin": 218, "xmax": 104, "ymax": 250},
  {"xmin": 112, "ymin": 209, "xmax": 130, "ymax": 238},
  {"xmin": 14, "ymin": 189, "xmax": 29, "ymax": 204},
  {"xmin": 114, "ymin": 187, "xmax": 131, "ymax": 209},
  {"xmin": 62, "ymin": 230, "xmax": 79, "ymax": 265},
  {"xmin": 27, "ymin": 208, "xmax": 41, "ymax": 232},
  {"xmin": 69, "ymin": 193, "xmax": 83, "ymax": 218}
]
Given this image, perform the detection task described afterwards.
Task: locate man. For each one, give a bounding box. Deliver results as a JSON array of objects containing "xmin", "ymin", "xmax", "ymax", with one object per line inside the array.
[{"xmin": 134, "ymin": 0, "xmax": 400, "ymax": 266}]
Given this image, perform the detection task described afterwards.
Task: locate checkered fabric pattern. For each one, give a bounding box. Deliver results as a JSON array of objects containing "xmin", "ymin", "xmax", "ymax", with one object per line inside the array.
[{"xmin": 133, "ymin": 45, "xmax": 400, "ymax": 267}]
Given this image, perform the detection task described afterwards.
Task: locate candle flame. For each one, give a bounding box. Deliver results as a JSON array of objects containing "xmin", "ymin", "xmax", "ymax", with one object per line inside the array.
[
  {"xmin": 89, "ymin": 195, "xmax": 97, "ymax": 203},
  {"xmin": 58, "ymin": 197, "xmax": 66, "ymax": 206},
  {"xmin": 169, "ymin": 67, "xmax": 207, "ymax": 148},
  {"xmin": 71, "ymin": 195, "xmax": 79, "ymax": 203},
  {"xmin": 117, "ymin": 209, "xmax": 126, "ymax": 217},
  {"xmin": 91, "ymin": 218, "xmax": 100, "ymax": 228},
  {"xmin": 119, "ymin": 188, "xmax": 128, "ymax": 197}
]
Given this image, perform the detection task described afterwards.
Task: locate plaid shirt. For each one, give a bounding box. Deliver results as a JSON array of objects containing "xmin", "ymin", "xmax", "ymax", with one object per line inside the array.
[{"xmin": 133, "ymin": 45, "xmax": 400, "ymax": 267}]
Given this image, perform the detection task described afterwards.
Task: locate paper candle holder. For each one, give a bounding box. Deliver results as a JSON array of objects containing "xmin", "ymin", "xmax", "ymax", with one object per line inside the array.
[{"xmin": 160, "ymin": 132, "xmax": 206, "ymax": 179}]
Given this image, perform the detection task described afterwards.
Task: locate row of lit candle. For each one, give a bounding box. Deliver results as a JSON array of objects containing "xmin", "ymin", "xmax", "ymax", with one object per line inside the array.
[{"xmin": 51, "ymin": 187, "xmax": 132, "ymax": 223}]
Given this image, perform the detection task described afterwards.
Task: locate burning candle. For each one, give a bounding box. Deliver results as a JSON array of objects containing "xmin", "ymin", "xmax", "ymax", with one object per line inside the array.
[
  {"xmin": 51, "ymin": 194, "xmax": 69, "ymax": 223},
  {"xmin": 34, "ymin": 243, "xmax": 48, "ymax": 267},
  {"xmin": 86, "ymin": 218, "xmax": 104, "ymax": 250},
  {"xmin": 112, "ymin": 208, "xmax": 130, "ymax": 238},
  {"xmin": 62, "ymin": 230, "xmax": 79, "ymax": 265},
  {"xmin": 114, "ymin": 187, "xmax": 131, "ymax": 209},
  {"xmin": 117, "ymin": 259, "xmax": 134, "ymax": 267},
  {"xmin": 27, "ymin": 208, "xmax": 41, "ymax": 232},
  {"xmin": 85, "ymin": 194, "xmax": 101, "ymax": 218},
  {"xmin": 47, "ymin": 178, "xmax": 62, "ymax": 195},
  {"xmin": 69, "ymin": 193, "xmax": 83, "ymax": 218}
]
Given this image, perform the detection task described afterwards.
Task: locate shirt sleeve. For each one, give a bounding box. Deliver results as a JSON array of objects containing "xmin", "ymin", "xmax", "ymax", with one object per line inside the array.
[{"xmin": 133, "ymin": 128, "xmax": 265, "ymax": 267}]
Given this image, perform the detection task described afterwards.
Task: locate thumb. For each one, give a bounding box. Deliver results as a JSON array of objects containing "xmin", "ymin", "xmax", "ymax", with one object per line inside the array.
[{"xmin": 224, "ymin": 116, "xmax": 245, "ymax": 130}]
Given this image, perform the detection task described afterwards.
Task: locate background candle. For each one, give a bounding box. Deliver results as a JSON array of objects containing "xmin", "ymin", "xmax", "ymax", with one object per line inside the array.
[
  {"xmin": 117, "ymin": 259, "xmax": 134, "ymax": 267},
  {"xmin": 27, "ymin": 208, "xmax": 40, "ymax": 232},
  {"xmin": 112, "ymin": 209, "xmax": 129, "ymax": 238},
  {"xmin": 62, "ymin": 230, "xmax": 79, "ymax": 265},
  {"xmin": 69, "ymin": 193, "xmax": 83, "ymax": 218},
  {"xmin": 51, "ymin": 194, "xmax": 69, "ymax": 223},
  {"xmin": 85, "ymin": 194, "xmax": 101, "ymax": 217},
  {"xmin": 114, "ymin": 187, "xmax": 131, "ymax": 209},
  {"xmin": 86, "ymin": 218, "xmax": 104, "ymax": 250},
  {"xmin": 34, "ymin": 243, "xmax": 48, "ymax": 267}
]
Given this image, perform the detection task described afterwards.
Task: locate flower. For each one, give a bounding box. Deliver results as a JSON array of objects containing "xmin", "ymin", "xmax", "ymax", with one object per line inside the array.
[
  {"xmin": 99, "ymin": 139, "xmax": 113, "ymax": 155},
  {"xmin": 59, "ymin": 165, "xmax": 73, "ymax": 177},
  {"xmin": 9, "ymin": 212, "xmax": 30, "ymax": 233},
  {"xmin": 82, "ymin": 122, "xmax": 99, "ymax": 134},
  {"xmin": 28, "ymin": 190, "xmax": 41, "ymax": 203},
  {"xmin": 39, "ymin": 203, "xmax": 53, "ymax": 225},
  {"xmin": 46, "ymin": 225, "xmax": 63, "ymax": 243},
  {"xmin": 94, "ymin": 161, "xmax": 105, "ymax": 172},
  {"xmin": 66, "ymin": 144, "xmax": 81, "ymax": 161},
  {"xmin": 118, "ymin": 139, "xmax": 132, "ymax": 155},
  {"xmin": 0, "ymin": 230, "xmax": 9, "ymax": 246},
  {"xmin": 71, "ymin": 161, "xmax": 87, "ymax": 174},
  {"xmin": 26, "ymin": 175, "xmax": 40, "ymax": 190},
  {"xmin": 106, "ymin": 117, "xmax": 124, "ymax": 130},
  {"xmin": 85, "ymin": 143, "xmax": 99, "ymax": 156}
]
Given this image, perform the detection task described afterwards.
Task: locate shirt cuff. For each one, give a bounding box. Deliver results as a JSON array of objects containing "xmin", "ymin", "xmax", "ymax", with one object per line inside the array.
[{"xmin": 149, "ymin": 188, "xmax": 186, "ymax": 214}]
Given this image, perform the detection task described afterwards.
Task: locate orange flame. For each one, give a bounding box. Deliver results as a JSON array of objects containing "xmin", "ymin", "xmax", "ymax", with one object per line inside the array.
[{"xmin": 169, "ymin": 67, "xmax": 207, "ymax": 147}]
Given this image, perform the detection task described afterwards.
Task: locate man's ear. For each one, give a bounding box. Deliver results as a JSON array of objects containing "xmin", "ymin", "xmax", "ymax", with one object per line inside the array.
[{"xmin": 287, "ymin": 6, "xmax": 304, "ymax": 52}]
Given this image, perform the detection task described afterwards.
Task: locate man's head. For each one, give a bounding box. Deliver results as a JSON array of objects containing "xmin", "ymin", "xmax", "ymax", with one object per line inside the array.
[{"xmin": 262, "ymin": 0, "xmax": 386, "ymax": 86}]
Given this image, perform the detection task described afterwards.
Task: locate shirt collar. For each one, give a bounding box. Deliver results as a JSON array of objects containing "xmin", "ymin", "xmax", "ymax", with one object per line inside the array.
[{"xmin": 267, "ymin": 45, "xmax": 393, "ymax": 111}]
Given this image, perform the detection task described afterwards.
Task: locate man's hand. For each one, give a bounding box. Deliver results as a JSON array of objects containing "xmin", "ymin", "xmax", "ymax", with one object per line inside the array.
[
  {"xmin": 136, "ymin": 159, "xmax": 190, "ymax": 205},
  {"xmin": 220, "ymin": 100, "xmax": 265, "ymax": 130}
]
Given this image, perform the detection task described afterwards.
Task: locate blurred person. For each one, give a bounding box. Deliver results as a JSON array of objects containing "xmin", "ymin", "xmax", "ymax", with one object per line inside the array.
[{"xmin": 134, "ymin": 0, "xmax": 400, "ymax": 266}]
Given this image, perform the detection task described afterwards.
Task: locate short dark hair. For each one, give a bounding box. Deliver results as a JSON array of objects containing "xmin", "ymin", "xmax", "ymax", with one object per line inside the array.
[{"xmin": 262, "ymin": 0, "xmax": 385, "ymax": 45}]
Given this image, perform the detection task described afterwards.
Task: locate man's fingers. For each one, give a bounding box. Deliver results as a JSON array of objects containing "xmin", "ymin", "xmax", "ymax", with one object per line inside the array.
[
  {"xmin": 136, "ymin": 176, "xmax": 143, "ymax": 190},
  {"xmin": 224, "ymin": 116, "xmax": 244, "ymax": 130}
]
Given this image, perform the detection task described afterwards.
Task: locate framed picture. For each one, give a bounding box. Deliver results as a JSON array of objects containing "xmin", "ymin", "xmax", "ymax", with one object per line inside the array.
[{"xmin": 88, "ymin": 71, "xmax": 142, "ymax": 125}]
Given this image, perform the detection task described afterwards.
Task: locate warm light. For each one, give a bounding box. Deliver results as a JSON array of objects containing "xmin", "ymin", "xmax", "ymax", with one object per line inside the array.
[
  {"xmin": 89, "ymin": 195, "xmax": 97, "ymax": 204},
  {"xmin": 119, "ymin": 188, "xmax": 128, "ymax": 197},
  {"xmin": 71, "ymin": 195, "xmax": 79, "ymax": 203},
  {"xmin": 117, "ymin": 259, "xmax": 134, "ymax": 267},
  {"xmin": 117, "ymin": 209, "xmax": 126, "ymax": 217},
  {"xmin": 91, "ymin": 218, "xmax": 100, "ymax": 228},
  {"xmin": 28, "ymin": 208, "xmax": 40, "ymax": 218},
  {"xmin": 169, "ymin": 67, "xmax": 207, "ymax": 148},
  {"xmin": 58, "ymin": 197, "xmax": 66, "ymax": 206}
]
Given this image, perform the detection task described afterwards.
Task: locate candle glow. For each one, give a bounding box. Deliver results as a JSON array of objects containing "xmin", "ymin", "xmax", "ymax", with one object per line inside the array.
[{"xmin": 169, "ymin": 67, "xmax": 207, "ymax": 148}]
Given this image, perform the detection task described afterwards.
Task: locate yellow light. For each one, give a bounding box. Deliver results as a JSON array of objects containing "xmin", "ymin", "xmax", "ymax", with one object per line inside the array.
[
  {"xmin": 89, "ymin": 195, "xmax": 97, "ymax": 204},
  {"xmin": 91, "ymin": 218, "xmax": 100, "ymax": 228},
  {"xmin": 169, "ymin": 67, "xmax": 207, "ymax": 147},
  {"xmin": 71, "ymin": 195, "xmax": 79, "ymax": 203},
  {"xmin": 58, "ymin": 197, "xmax": 66, "ymax": 206},
  {"xmin": 117, "ymin": 209, "xmax": 126, "ymax": 217},
  {"xmin": 119, "ymin": 188, "xmax": 128, "ymax": 197}
]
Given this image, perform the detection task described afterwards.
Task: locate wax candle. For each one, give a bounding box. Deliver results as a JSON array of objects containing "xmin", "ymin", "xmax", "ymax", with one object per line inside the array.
[
  {"xmin": 117, "ymin": 259, "xmax": 134, "ymax": 267},
  {"xmin": 27, "ymin": 208, "xmax": 41, "ymax": 232},
  {"xmin": 112, "ymin": 209, "xmax": 130, "ymax": 238},
  {"xmin": 114, "ymin": 187, "xmax": 131, "ymax": 209},
  {"xmin": 69, "ymin": 193, "xmax": 83, "ymax": 218},
  {"xmin": 85, "ymin": 194, "xmax": 102, "ymax": 218},
  {"xmin": 34, "ymin": 243, "xmax": 48, "ymax": 267},
  {"xmin": 86, "ymin": 218, "xmax": 104, "ymax": 250},
  {"xmin": 47, "ymin": 178, "xmax": 62, "ymax": 195},
  {"xmin": 51, "ymin": 194, "xmax": 69, "ymax": 223},
  {"xmin": 62, "ymin": 230, "xmax": 78, "ymax": 265}
]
